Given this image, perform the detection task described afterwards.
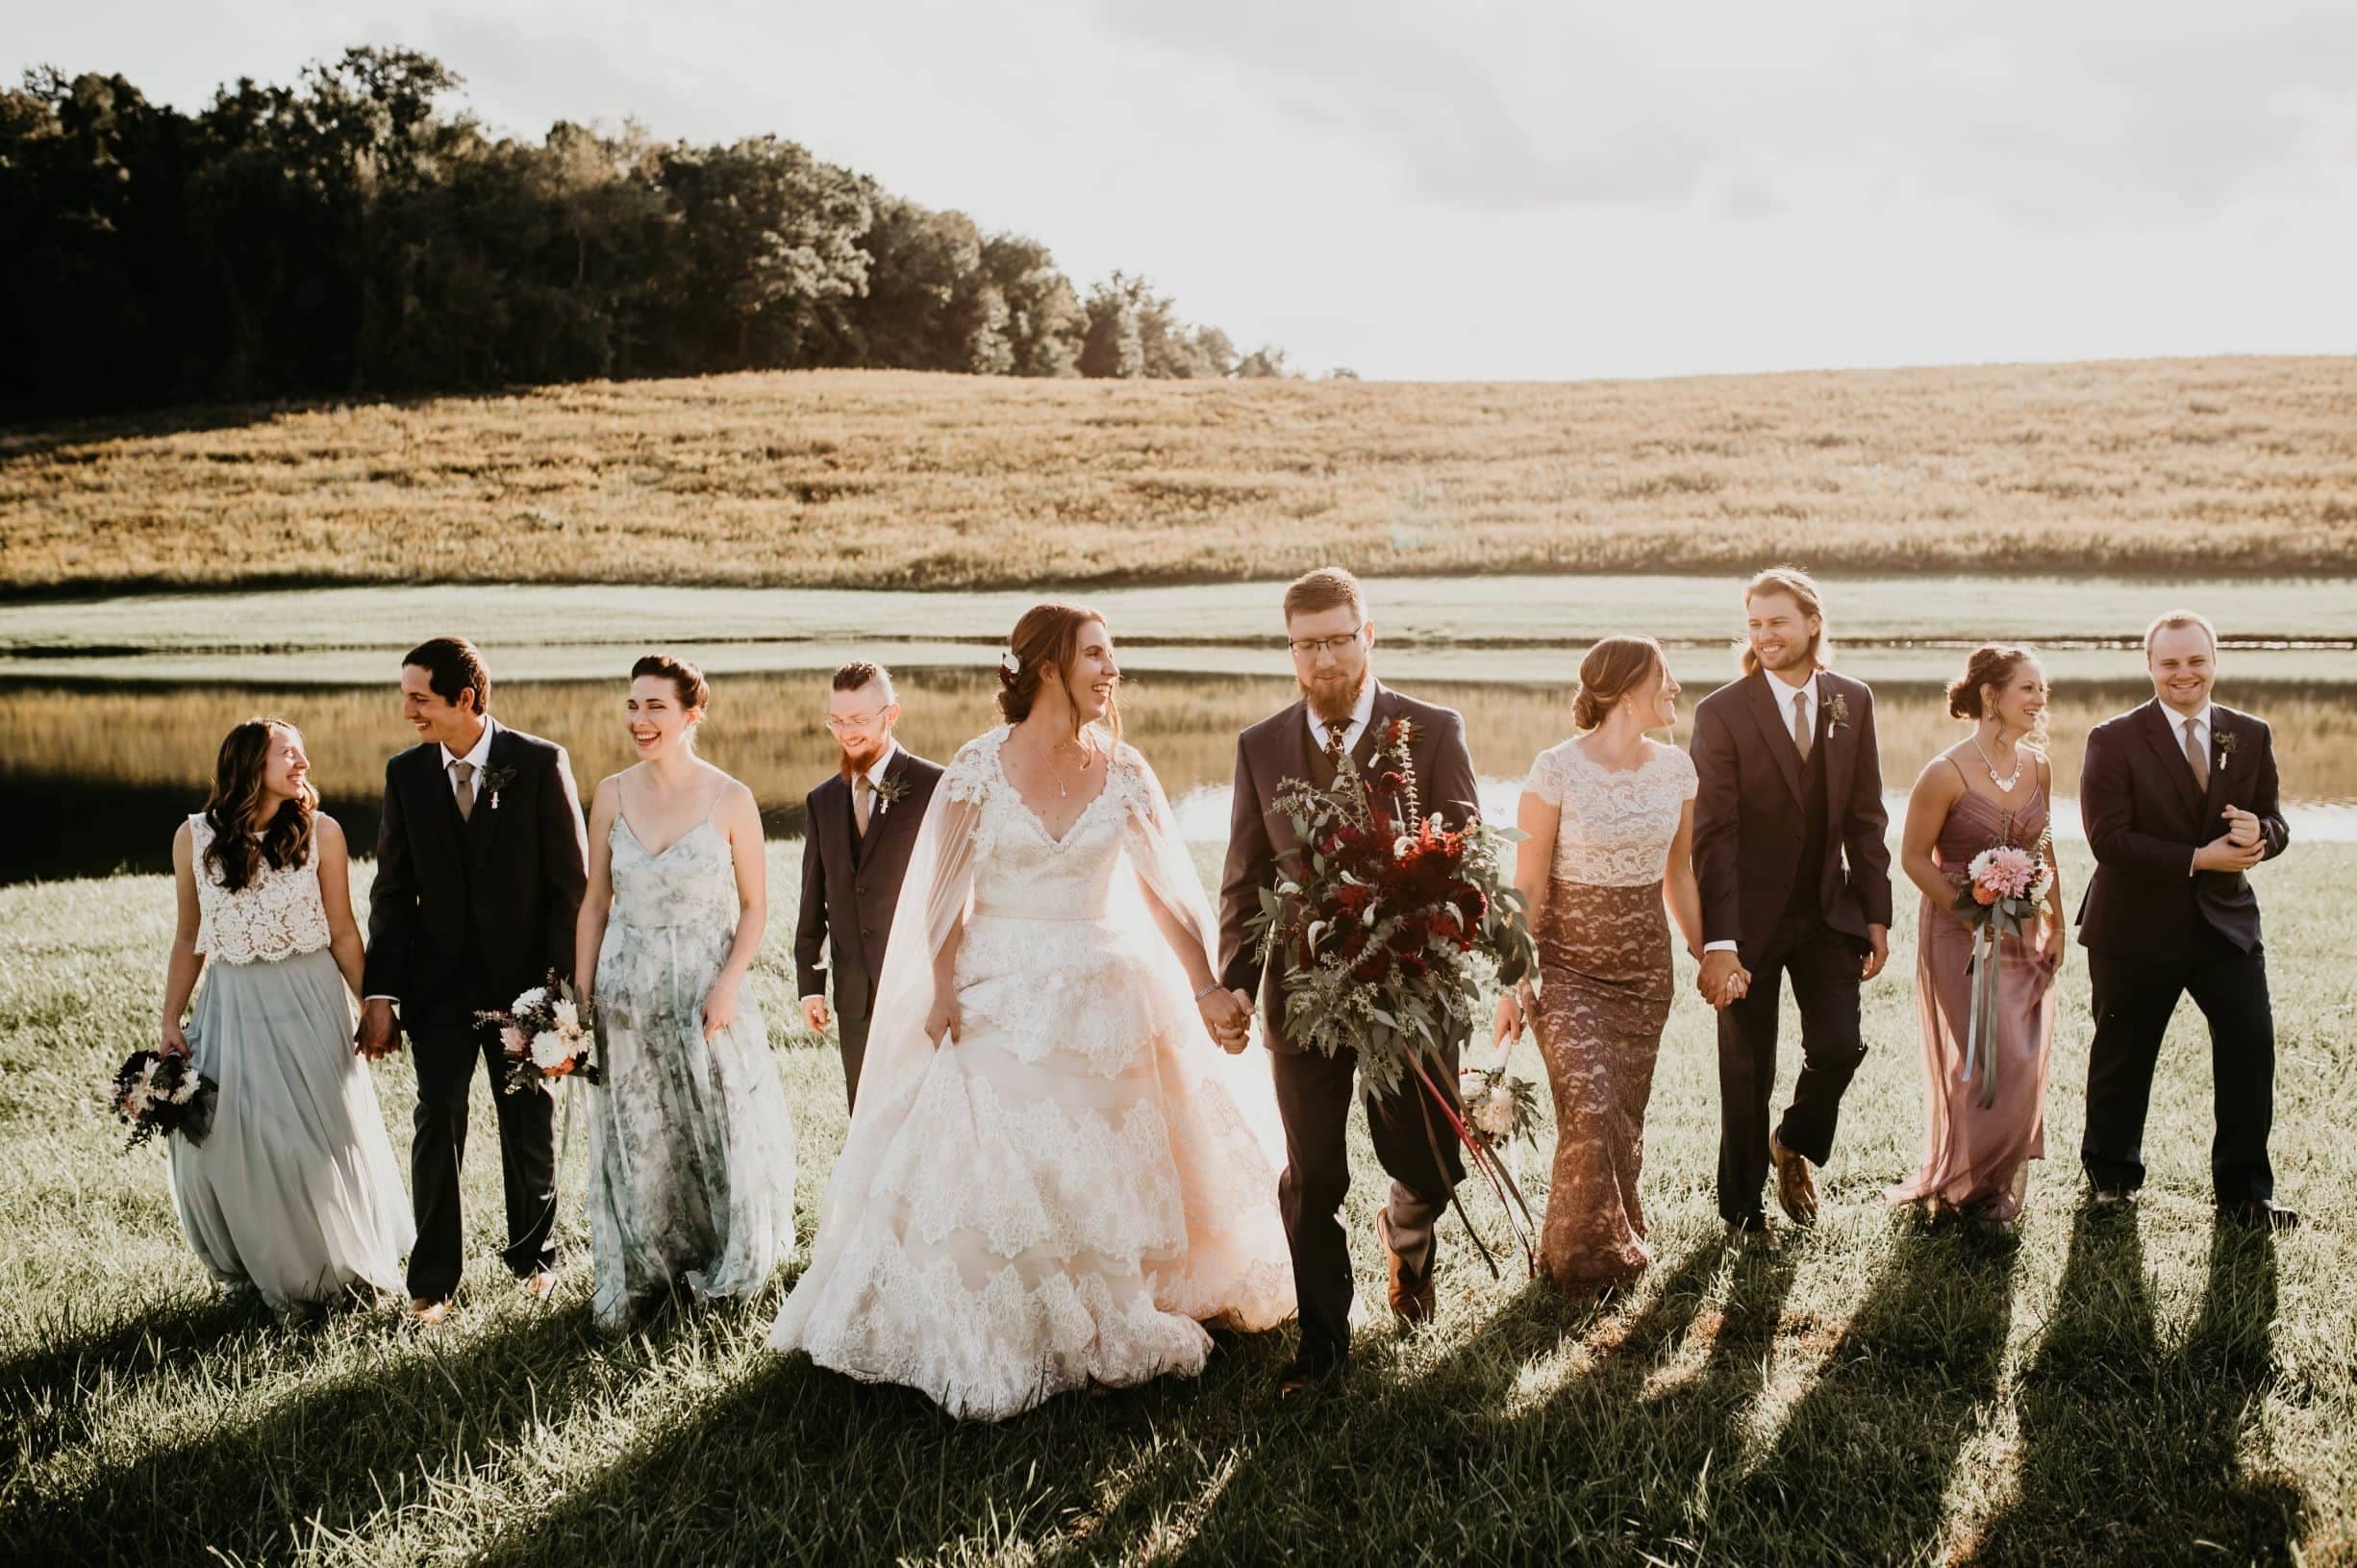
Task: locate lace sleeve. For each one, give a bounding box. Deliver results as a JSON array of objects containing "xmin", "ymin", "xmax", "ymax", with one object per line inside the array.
[
  {"xmin": 940, "ymin": 732, "xmax": 1001, "ymax": 804},
  {"xmin": 1667, "ymin": 744, "xmax": 1699, "ymax": 803},
  {"xmin": 1526, "ymin": 744, "xmax": 1570, "ymax": 806}
]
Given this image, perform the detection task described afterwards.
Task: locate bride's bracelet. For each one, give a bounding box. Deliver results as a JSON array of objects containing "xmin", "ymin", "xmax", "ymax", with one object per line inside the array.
[{"xmin": 1193, "ymin": 981, "xmax": 1225, "ymax": 1002}]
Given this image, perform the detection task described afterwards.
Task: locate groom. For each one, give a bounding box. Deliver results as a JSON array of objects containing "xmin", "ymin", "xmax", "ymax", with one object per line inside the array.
[
  {"xmin": 795, "ymin": 660, "xmax": 942, "ymax": 1110},
  {"xmin": 2078, "ymin": 610, "xmax": 2294, "ymax": 1228},
  {"xmin": 1690, "ymin": 567, "xmax": 1893, "ymax": 1232},
  {"xmin": 1219, "ymin": 566, "xmax": 1480, "ymax": 1396},
  {"xmin": 358, "ymin": 636, "xmax": 589, "ymax": 1323}
]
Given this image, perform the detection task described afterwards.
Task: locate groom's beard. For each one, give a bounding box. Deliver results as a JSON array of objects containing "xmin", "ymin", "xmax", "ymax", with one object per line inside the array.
[
  {"xmin": 1298, "ymin": 665, "xmax": 1368, "ymax": 727},
  {"xmin": 837, "ymin": 735, "xmax": 890, "ymax": 779}
]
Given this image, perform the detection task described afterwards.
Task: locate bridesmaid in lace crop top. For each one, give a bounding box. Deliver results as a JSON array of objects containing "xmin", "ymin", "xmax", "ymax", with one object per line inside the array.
[
  {"xmin": 1491, "ymin": 638, "xmax": 1707, "ymax": 1297},
  {"xmin": 161, "ymin": 720, "xmax": 414, "ymax": 1317}
]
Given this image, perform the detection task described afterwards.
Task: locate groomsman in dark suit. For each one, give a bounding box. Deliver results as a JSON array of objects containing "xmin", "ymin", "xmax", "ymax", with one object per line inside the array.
[
  {"xmin": 2077, "ymin": 610, "xmax": 2295, "ymax": 1228},
  {"xmin": 359, "ymin": 636, "xmax": 589, "ymax": 1323},
  {"xmin": 1690, "ymin": 567, "xmax": 1894, "ymax": 1233},
  {"xmin": 795, "ymin": 662, "xmax": 942, "ymax": 1109}
]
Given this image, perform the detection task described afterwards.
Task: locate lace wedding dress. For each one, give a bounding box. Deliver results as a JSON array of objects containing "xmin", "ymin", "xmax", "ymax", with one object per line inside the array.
[
  {"xmin": 170, "ymin": 814, "xmax": 413, "ymax": 1311},
  {"xmin": 769, "ymin": 727, "xmax": 1293, "ymax": 1419}
]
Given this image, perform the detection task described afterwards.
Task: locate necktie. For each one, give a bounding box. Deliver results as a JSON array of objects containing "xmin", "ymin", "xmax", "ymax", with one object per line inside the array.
[
  {"xmin": 2184, "ymin": 716, "xmax": 2208, "ymax": 793},
  {"xmin": 1792, "ymin": 690, "xmax": 1812, "ymax": 763},
  {"xmin": 451, "ymin": 760, "xmax": 477, "ymax": 821},
  {"xmin": 854, "ymin": 773, "xmax": 874, "ymax": 836}
]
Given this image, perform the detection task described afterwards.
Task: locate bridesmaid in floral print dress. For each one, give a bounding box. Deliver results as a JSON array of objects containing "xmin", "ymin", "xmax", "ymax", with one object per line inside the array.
[{"xmin": 1492, "ymin": 637, "xmax": 1708, "ymax": 1298}]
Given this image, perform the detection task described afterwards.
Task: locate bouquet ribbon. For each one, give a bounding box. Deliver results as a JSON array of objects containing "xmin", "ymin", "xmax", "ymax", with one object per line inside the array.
[{"xmin": 1963, "ymin": 924, "xmax": 2001, "ymax": 1111}]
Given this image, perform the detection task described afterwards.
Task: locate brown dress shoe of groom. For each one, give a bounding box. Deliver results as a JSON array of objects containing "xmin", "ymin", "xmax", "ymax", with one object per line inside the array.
[
  {"xmin": 2218, "ymin": 1199, "xmax": 2300, "ymax": 1232},
  {"xmin": 1378, "ymin": 1212, "xmax": 1435, "ymax": 1328},
  {"xmin": 1768, "ymin": 1133, "xmax": 1818, "ymax": 1226}
]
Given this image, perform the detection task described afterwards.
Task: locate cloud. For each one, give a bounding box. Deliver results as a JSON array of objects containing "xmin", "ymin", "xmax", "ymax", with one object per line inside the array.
[{"xmin": 1073, "ymin": 0, "xmax": 2357, "ymax": 226}]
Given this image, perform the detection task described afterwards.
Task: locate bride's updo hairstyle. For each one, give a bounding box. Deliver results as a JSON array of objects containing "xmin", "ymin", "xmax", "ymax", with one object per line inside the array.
[
  {"xmin": 1573, "ymin": 635, "xmax": 1667, "ymax": 731},
  {"xmin": 203, "ymin": 717, "xmax": 317, "ymax": 893},
  {"xmin": 998, "ymin": 601, "xmax": 1121, "ymax": 743},
  {"xmin": 1947, "ymin": 643, "xmax": 2036, "ymax": 722},
  {"xmin": 631, "ymin": 653, "xmax": 711, "ymax": 716}
]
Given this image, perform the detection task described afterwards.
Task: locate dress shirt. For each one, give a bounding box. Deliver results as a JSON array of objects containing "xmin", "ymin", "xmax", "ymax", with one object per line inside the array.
[{"xmin": 1307, "ymin": 679, "xmax": 1379, "ymax": 760}]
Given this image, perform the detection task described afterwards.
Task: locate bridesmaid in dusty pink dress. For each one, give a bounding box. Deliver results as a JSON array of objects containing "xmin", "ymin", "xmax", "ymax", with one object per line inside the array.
[{"xmin": 1888, "ymin": 645, "xmax": 2064, "ymax": 1230}]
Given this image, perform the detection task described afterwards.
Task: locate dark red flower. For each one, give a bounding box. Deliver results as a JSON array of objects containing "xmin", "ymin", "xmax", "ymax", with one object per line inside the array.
[{"xmin": 1351, "ymin": 953, "xmax": 1391, "ymax": 984}]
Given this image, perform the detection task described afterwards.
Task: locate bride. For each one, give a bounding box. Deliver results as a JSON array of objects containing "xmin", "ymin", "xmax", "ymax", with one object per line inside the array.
[{"xmin": 769, "ymin": 603, "xmax": 1294, "ymax": 1418}]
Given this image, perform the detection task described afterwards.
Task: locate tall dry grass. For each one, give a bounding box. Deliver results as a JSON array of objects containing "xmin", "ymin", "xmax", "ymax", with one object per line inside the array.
[{"xmin": 7, "ymin": 357, "xmax": 2356, "ymax": 593}]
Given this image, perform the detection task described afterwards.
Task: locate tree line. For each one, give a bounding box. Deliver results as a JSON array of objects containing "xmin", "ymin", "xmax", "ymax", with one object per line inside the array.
[{"xmin": 0, "ymin": 47, "xmax": 1295, "ymax": 419}]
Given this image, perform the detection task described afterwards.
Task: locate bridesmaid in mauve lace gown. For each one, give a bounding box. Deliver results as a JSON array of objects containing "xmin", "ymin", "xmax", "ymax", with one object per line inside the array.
[
  {"xmin": 1493, "ymin": 638, "xmax": 1707, "ymax": 1298},
  {"xmin": 1888, "ymin": 646, "xmax": 2063, "ymax": 1228}
]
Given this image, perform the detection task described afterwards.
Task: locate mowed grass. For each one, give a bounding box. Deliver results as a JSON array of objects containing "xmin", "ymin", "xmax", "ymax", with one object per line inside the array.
[
  {"xmin": 7, "ymin": 356, "xmax": 2357, "ymax": 594},
  {"xmin": 4, "ymin": 840, "xmax": 2354, "ymax": 1566}
]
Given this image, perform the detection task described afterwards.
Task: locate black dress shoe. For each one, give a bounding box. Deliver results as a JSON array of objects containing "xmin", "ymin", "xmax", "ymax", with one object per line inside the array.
[
  {"xmin": 1274, "ymin": 1357, "xmax": 1344, "ymax": 1400},
  {"xmin": 1726, "ymin": 1212, "xmax": 1769, "ymax": 1236},
  {"xmin": 2090, "ymin": 1185, "xmax": 2137, "ymax": 1208},
  {"xmin": 2218, "ymin": 1199, "xmax": 2300, "ymax": 1232}
]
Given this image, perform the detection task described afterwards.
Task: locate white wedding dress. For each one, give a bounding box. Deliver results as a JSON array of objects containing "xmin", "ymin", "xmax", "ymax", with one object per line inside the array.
[{"xmin": 768, "ymin": 727, "xmax": 1293, "ymax": 1419}]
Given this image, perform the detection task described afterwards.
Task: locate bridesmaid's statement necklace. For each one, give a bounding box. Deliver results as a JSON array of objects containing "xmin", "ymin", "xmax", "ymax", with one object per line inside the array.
[{"xmin": 1971, "ymin": 732, "xmax": 2024, "ymax": 792}]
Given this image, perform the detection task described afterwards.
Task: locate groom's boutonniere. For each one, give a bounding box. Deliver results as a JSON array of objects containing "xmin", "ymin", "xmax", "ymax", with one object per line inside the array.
[
  {"xmin": 481, "ymin": 764, "xmax": 518, "ymax": 811},
  {"xmin": 871, "ymin": 773, "xmax": 910, "ymax": 815},
  {"xmin": 2216, "ymin": 731, "xmax": 2239, "ymax": 766},
  {"xmin": 1825, "ymin": 691, "xmax": 1851, "ymax": 734}
]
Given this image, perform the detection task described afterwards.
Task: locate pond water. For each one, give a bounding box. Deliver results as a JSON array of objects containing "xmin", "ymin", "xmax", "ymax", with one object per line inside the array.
[{"xmin": 9, "ymin": 662, "xmax": 2354, "ymax": 883}]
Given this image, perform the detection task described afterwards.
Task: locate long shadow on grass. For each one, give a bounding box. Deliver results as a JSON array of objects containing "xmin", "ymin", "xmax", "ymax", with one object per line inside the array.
[
  {"xmin": 11, "ymin": 1299, "xmax": 630, "ymax": 1565},
  {"xmin": 0, "ymin": 1291, "xmax": 263, "ymax": 1458},
  {"xmin": 1704, "ymin": 1220, "xmax": 2021, "ymax": 1566},
  {"xmin": 1968, "ymin": 1210, "xmax": 2302, "ymax": 1568}
]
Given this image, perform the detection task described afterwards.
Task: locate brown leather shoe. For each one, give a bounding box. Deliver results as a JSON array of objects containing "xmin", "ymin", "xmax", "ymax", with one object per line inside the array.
[
  {"xmin": 409, "ymin": 1297, "xmax": 451, "ymax": 1325},
  {"xmin": 1768, "ymin": 1133, "xmax": 1818, "ymax": 1226},
  {"xmin": 1378, "ymin": 1213, "xmax": 1435, "ymax": 1327},
  {"xmin": 2218, "ymin": 1199, "xmax": 2300, "ymax": 1232}
]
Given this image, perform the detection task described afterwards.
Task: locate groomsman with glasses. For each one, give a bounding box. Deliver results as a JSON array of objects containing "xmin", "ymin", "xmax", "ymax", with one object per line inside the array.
[{"xmin": 795, "ymin": 662, "xmax": 942, "ymax": 1109}]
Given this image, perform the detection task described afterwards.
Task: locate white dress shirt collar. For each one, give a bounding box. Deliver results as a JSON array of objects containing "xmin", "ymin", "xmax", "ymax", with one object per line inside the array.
[
  {"xmin": 1766, "ymin": 665, "xmax": 1818, "ymax": 734},
  {"xmin": 1307, "ymin": 679, "xmax": 1380, "ymax": 756},
  {"xmin": 440, "ymin": 716, "xmax": 497, "ymax": 775}
]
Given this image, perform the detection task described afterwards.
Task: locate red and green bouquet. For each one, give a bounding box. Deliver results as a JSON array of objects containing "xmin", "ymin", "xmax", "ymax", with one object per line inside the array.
[{"xmin": 1251, "ymin": 716, "xmax": 1540, "ymax": 1272}]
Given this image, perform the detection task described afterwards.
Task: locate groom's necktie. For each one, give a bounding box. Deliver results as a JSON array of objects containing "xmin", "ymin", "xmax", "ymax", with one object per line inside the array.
[
  {"xmin": 451, "ymin": 760, "xmax": 477, "ymax": 822},
  {"xmin": 1791, "ymin": 690, "xmax": 1812, "ymax": 763},
  {"xmin": 2184, "ymin": 716, "xmax": 2209, "ymax": 793},
  {"xmin": 854, "ymin": 773, "xmax": 873, "ymax": 837}
]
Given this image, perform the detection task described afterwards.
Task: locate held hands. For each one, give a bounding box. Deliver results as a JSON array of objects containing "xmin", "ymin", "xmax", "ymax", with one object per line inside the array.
[
  {"xmin": 799, "ymin": 995, "xmax": 832, "ymax": 1033},
  {"xmin": 1862, "ymin": 924, "xmax": 1891, "ymax": 983},
  {"xmin": 701, "ymin": 977, "xmax": 740, "ymax": 1041},
  {"xmin": 354, "ymin": 998, "xmax": 402, "ymax": 1060},
  {"xmin": 1696, "ymin": 950, "xmax": 1751, "ymax": 1011},
  {"xmin": 1196, "ymin": 986, "xmax": 1252, "ymax": 1054}
]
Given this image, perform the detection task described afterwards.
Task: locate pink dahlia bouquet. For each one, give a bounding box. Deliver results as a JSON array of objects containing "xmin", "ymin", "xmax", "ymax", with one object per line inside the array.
[
  {"xmin": 1948, "ymin": 830, "xmax": 2055, "ymax": 1108},
  {"xmin": 481, "ymin": 975, "xmax": 599, "ymax": 1094},
  {"xmin": 1251, "ymin": 716, "xmax": 1542, "ymax": 1274}
]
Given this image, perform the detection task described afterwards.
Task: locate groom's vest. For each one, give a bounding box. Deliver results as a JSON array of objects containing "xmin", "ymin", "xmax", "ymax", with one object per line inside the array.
[{"xmin": 1784, "ymin": 722, "xmax": 1830, "ymax": 923}]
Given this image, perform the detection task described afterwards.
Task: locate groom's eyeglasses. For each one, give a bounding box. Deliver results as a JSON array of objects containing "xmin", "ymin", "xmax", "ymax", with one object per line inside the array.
[
  {"xmin": 1287, "ymin": 627, "xmax": 1364, "ymax": 658},
  {"xmin": 824, "ymin": 709, "xmax": 888, "ymax": 734}
]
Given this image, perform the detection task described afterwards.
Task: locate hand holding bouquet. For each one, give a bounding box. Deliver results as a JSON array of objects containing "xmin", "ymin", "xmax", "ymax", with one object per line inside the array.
[
  {"xmin": 110, "ymin": 1049, "xmax": 218, "ymax": 1151},
  {"xmin": 1949, "ymin": 830, "xmax": 2055, "ymax": 1108}
]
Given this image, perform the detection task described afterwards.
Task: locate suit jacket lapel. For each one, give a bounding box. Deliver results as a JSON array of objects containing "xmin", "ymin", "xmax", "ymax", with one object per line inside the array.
[
  {"xmin": 1743, "ymin": 670, "xmax": 1806, "ymax": 807},
  {"xmin": 858, "ymin": 750, "xmax": 913, "ymax": 863},
  {"xmin": 1351, "ymin": 685, "xmax": 1399, "ymax": 775},
  {"xmin": 826, "ymin": 774, "xmax": 860, "ymax": 873},
  {"xmin": 2199, "ymin": 708, "xmax": 2238, "ymax": 822},
  {"xmin": 1822, "ymin": 675, "xmax": 1856, "ymax": 834},
  {"xmin": 2136, "ymin": 701, "xmax": 2206, "ymax": 819}
]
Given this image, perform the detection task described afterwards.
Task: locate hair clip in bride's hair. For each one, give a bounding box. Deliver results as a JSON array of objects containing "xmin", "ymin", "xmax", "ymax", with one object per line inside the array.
[{"xmin": 998, "ymin": 649, "xmax": 1022, "ymax": 687}]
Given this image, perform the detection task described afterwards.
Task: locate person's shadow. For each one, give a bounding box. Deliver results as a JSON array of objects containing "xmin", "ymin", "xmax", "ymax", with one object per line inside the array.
[{"xmin": 1968, "ymin": 1207, "xmax": 2304, "ymax": 1566}]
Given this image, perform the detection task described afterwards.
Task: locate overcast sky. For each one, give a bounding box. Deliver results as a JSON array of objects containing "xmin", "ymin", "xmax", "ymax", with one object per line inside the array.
[{"xmin": 17, "ymin": 2, "xmax": 2357, "ymax": 380}]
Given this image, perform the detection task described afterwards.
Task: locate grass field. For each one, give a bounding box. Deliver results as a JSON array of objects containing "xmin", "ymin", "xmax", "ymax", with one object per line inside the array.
[
  {"xmin": 3, "ymin": 841, "xmax": 2352, "ymax": 1565},
  {"xmin": 6, "ymin": 356, "xmax": 2357, "ymax": 594}
]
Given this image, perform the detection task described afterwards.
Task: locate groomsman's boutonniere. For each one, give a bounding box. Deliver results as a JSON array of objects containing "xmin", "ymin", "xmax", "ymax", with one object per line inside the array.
[
  {"xmin": 481, "ymin": 764, "xmax": 518, "ymax": 811},
  {"xmin": 872, "ymin": 773, "xmax": 911, "ymax": 815},
  {"xmin": 1825, "ymin": 691, "xmax": 1851, "ymax": 734},
  {"xmin": 2216, "ymin": 732, "xmax": 2239, "ymax": 766}
]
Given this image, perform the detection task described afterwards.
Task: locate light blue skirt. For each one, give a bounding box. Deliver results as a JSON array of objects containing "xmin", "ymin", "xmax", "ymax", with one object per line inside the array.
[{"xmin": 169, "ymin": 948, "xmax": 414, "ymax": 1309}]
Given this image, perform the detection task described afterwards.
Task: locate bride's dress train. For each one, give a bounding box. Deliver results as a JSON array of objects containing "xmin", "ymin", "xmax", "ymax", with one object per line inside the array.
[{"xmin": 769, "ymin": 727, "xmax": 1292, "ymax": 1419}]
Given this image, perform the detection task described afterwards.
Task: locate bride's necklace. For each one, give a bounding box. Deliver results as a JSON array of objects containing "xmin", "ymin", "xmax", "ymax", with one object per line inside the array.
[
  {"xmin": 1971, "ymin": 732, "xmax": 2023, "ymax": 792},
  {"xmin": 1037, "ymin": 736, "xmax": 1095, "ymax": 799}
]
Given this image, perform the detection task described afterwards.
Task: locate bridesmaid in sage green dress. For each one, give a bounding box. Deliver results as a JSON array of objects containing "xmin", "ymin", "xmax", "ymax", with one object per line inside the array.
[{"xmin": 575, "ymin": 656, "xmax": 797, "ymax": 1333}]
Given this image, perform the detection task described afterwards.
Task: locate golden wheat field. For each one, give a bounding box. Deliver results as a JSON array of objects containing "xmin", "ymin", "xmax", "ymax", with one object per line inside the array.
[{"xmin": 6, "ymin": 357, "xmax": 2356, "ymax": 593}]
